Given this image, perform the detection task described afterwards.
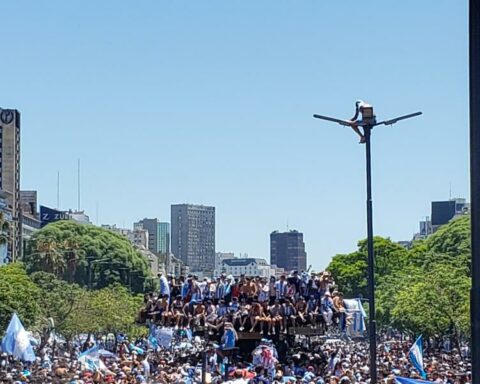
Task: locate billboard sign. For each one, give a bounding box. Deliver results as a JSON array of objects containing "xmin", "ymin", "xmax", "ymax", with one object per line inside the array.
[{"xmin": 40, "ymin": 205, "xmax": 68, "ymax": 227}]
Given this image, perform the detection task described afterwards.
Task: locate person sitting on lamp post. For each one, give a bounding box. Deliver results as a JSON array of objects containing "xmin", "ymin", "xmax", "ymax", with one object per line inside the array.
[{"xmin": 348, "ymin": 100, "xmax": 372, "ymax": 144}]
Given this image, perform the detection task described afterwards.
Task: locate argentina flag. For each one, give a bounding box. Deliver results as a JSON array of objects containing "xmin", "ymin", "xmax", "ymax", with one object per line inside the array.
[
  {"xmin": 408, "ymin": 335, "xmax": 427, "ymax": 379},
  {"xmin": 0, "ymin": 313, "xmax": 36, "ymax": 362},
  {"xmin": 78, "ymin": 345, "xmax": 107, "ymax": 372}
]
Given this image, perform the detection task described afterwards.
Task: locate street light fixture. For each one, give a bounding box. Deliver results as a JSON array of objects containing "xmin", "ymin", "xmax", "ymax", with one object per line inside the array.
[{"xmin": 313, "ymin": 101, "xmax": 422, "ymax": 384}]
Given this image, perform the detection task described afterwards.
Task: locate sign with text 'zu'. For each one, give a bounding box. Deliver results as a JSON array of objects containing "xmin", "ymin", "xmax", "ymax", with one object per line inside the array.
[{"xmin": 40, "ymin": 205, "xmax": 68, "ymax": 227}]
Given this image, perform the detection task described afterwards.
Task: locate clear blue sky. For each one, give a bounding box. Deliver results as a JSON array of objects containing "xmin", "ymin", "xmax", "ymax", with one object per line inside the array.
[{"xmin": 1, "ymin": 1, "xmax": 468, "ymax": 270}]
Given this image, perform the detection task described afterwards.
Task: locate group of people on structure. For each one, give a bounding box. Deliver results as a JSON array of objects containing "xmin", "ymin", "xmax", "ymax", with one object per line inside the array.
[{"xmin": 138, "ymin": 270, "xmax": 352, "ymax": 336}]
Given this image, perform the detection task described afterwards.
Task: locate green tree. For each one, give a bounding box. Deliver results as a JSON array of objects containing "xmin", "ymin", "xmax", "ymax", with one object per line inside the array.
[
  {"xmin": 88, "ymin": 285, "xmax": 143, "ymax": 336},
  {"xmin": 426, "ymin": 216, "xmax": 470, "ymax": 256},
  {"xmin": 24, "ymin": 221, "xmax": 152, "ymax": 293},
  {"xmin": 29, "ymin": 272, "xmax": 84, "ymax": 345},
  {"xmin": 0, "ymin": 263, "xmax": 41, "ymax": 331},
  {"xmin": 391, "ymin": 263, "xmax": 470, "ymax": 347},
  {"xmin": 327, "ymin": 251, "xmax": 367, "ymax": 298},
  {"xmin": 327, "ymin": 236, "xmax": 409, "ymax": 298}
]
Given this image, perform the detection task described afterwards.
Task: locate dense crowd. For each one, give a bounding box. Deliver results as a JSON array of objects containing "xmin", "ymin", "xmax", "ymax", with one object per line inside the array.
[
  {"xmin": 137, "ymin": 271, "xmax": 351, "ymax": 336},
  {"xmin": 0, "ymin": 334, "xmax": 471, "ymax": 383},
  {"xmin": 0, "ymin": 270, "xmax": 472, "ymax": 383}
]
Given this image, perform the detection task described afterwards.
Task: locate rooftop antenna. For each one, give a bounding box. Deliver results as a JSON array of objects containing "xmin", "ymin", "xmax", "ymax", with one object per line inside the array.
[
  {"xmin": 57, "ymin": 171, "xmax": 60, "ymax": 209},
  {"xmin": 77, "ymin": 158, "xmax": 81, "ymax": 212},
  {"xmin": 286, "ymin": 218, "xmax": 289, "ymax": 231},
  {"xmin": 96, "ymin": 201, "xmax": 99, "ymax": 225},
  {"xmin": 449, "ymin": 182, "xmax": 452, "ymax": 200}
]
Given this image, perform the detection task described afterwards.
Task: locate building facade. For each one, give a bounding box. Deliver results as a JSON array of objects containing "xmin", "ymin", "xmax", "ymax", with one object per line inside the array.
[
  {"xmin": 20, "ymin": 190, "xmax": 37, "ymax": 217},
  {"xmin": 0, "ymin": 109, "xmax": 21, "ymax": 261},
  {"xmin": 131, "ymin": 228, "xmax": 149, "ymax": 249},
  {"xmin": 431, "ymin": 198, "xmax": 469, "ymax": 230},
  {"xmin": 0, "ymin": 191, "xmax": 13, "ymax": 264},
  {"xmin": 171, "ymin": 204, "xmax": 215, "ymax": 272},
  {"xmin": 221, "ymin": 258, "xmax": 272, "ymax": 278},
  {"xmin": 101, "ymin": 224, "xmax": 149, "ymax": 250},
  {"xmin": 135, "ymin": 218, "xmax": 160, "ymax": 254},
  {"xmin": 270, "ymin": 230, "xmax": 307, "ymax": 272},
  {"xmin": 158, "ymin": 222, "xmax": 170, "ymax": 255},
  {"xmin": 214, "ymin": 252, "xmax": 235, "ymax": 277},
  {"xmin": 19, "ymin": 190, "xmax": 41, "ymax": 253}
]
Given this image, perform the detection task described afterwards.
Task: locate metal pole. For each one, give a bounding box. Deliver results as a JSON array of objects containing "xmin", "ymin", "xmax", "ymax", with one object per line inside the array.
[
  {"xmin": 469, "ymin": 0, "xmax": 480, "ymax": 382},
  {"xmin": 365, "ymin": 126, "xmax": 377, "ymax": 384},
  {"xmin": 201, "ymin": 351, "xmax": 207, "ymax": 384}
]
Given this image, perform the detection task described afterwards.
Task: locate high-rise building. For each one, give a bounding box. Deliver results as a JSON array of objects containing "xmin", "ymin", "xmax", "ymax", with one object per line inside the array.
[
  {"xmin": 270, "ymin": 230, "xmax": 307, "ymax": 272},
  {"xmin": 431, "ymin": 198, "xmax": 469, "ymax": 230},
  {"xmin": 0, "ymin": 191, "xmax": 12, "ymax": 264},
  {"xmin": 171, "ymin": 204, "xmax": 215, "ymax": 272},
  {"xmin": 135, "ymin": 218, "xmax": 160, "ymax": 254},
  {"xmin": 0, "ymin": 109, "xmax": 21, "ymax": 261},
  {"xmin": 20, "ymin": 190, "xmax": 41, "ymax": 247},
  {"xmin": 158, "ymin": 222, "xmax": 170, "ymax": 255},
  {"xmin": 20, "ymin": 191, "xmax": 37, "ymax": 217}
]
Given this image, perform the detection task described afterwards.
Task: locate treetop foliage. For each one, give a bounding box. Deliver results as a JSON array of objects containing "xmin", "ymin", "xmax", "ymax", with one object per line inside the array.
[
  {"xmin": 326, "ymin": 215, "xmax": 471, "ymax": 340},
  {"xmin": 24, "ymin": 220, "xmax": 152, "ymax": 293}
]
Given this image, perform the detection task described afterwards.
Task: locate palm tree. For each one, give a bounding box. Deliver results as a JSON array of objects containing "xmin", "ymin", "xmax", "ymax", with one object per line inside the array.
[
  {"xmin": 32, "ymin": 239, "xmax": 66, "ymax": 277},
  {"xmin": 65, "ymin": 249, "xmax": 80, "ymax": 282}
]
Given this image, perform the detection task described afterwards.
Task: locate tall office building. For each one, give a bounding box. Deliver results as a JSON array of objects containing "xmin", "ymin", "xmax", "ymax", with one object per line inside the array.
[
  {"xmin": 134, "ymin": 219, "xmax": 170, "ymax": 255},
  {"xmin": 270, "ymin": 230, "xmax": 307, "ymax": 272},
  {"xmin": 158, "ymin": 222, "xmax": 170, "ymax": 255},
  {"xmin": 171, "ymin": 204, "xmax": 215, "ymax": 272},
  {"xmin": 0, "ymin": 109, "xmax": 21, "ymax": 261},
  {"xmin": 431, "ymin": 198, "xmax": 469, "ymax": 229},
  {"xmin": 20, "ymin": 190, "xmax": 37, "ymax": 217},
  {"xmin": 135, "ymin": 218, "xmax": 160, "ymax": 254}
]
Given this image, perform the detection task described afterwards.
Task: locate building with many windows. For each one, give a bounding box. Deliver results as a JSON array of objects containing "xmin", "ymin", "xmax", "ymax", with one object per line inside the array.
[
  {"xmin": 19, "ymin": 190, "xmax": 41, "ymax": 251},
  {"xmin": 221, "ymin": 258, "xmax": 272, "ymax": 278},
  {"xmin": 0, "ymin": 190, "xmax": 13, "ymax": 264},
  {"xmin": 0, "ymin": 109, "xmax": 21, "ymax": 261},
  {"xmin": 171, "ymin": 204, "xmax": 215, "ymax": 272},
  {"xmin": 270, "ymin": 230, "xmax": 307, "ymax": 272},
  {"xmin": 158, "ymin": 222, "xmax": 170, "ymax": 255},
  {"xmin": 135, "ymin": 218, "xmax": 160, "ymax": 254},
  {"xmin": 101, "ymin": 224, "xmax": 149, "ymax": 250},
  {"xmin": 214, "ymin": 252, "xmax": 235, "ymax": 277}
]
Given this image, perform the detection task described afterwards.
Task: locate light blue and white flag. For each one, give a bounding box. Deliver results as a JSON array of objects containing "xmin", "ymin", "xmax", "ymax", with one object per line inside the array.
[
  {"xmin": 157, "ymin": 328, "xmax": 173, "ymax": 348},
  {"xmin": 129, "ymin": 343, "xmax": 145, "ymax": 355},
  {"xmin": 78, "ymin": 345, "xmax": 107, "ymax": 372},
  {"xmin": 395, "ymin": 376, "xmax": 431, "ymax": 384},
  {"xmin": 0, "ymin": 313, "xmax": 36, "ymax": 362},
  {"xmin": 148, "ymin": 334, "xmax": 159, "ymax": 350},
  {"xmin": 408, "ymin": 335, "xmax": 427, "ymax": 379}
]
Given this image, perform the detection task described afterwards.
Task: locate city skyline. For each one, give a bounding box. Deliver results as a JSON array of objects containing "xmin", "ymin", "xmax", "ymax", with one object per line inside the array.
[{"xmin": 4, "ymin": 1, "xmax": 469, "ymax": 270}]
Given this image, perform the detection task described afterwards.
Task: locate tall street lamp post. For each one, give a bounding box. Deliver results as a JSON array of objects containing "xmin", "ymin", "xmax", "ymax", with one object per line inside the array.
[
  {"xmin": 469, "ymin": 0, "xmax": 480, "ymax": 381},
  {"xmin": 313, "ymin": 101, "xmax": 421, "ymax": 384}
]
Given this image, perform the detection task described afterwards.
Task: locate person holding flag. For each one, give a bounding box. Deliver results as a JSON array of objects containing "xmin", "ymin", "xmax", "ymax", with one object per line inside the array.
[
  {"xmin": 409, "ymin": 335, "xmax": 427, "ymax": 380},
  {"xmin": 0, "ymin": 313, "xmax": 35, "ymax": 363}
]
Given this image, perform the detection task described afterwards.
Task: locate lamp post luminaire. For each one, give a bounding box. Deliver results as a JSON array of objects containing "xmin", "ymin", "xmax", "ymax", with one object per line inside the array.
[{"xmin": 313, "ymin": 101, "xmax": 422, "ymax": 384}]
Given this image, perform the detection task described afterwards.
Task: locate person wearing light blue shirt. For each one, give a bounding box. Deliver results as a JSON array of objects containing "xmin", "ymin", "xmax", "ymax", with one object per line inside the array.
[
  {"xmin": 158, "ymin": 273, "xmax": 170, "ymax": 298},
  {"xmin": 220, "ymin": 322, "xmax": 237, "ymax": 351}
]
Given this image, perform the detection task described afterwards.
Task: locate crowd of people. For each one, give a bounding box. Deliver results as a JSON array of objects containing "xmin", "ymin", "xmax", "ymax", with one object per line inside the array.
[
  {"xmin": 138, "ymin": 271, "xmax": 351, "ymax": 336},
  {"xmin": 0, "ymin": 270, "xmax": 473, "ymax": 383},
  {"xmin": 0, "ymin": 332, "xmax": 471, "ymax": 383}
]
